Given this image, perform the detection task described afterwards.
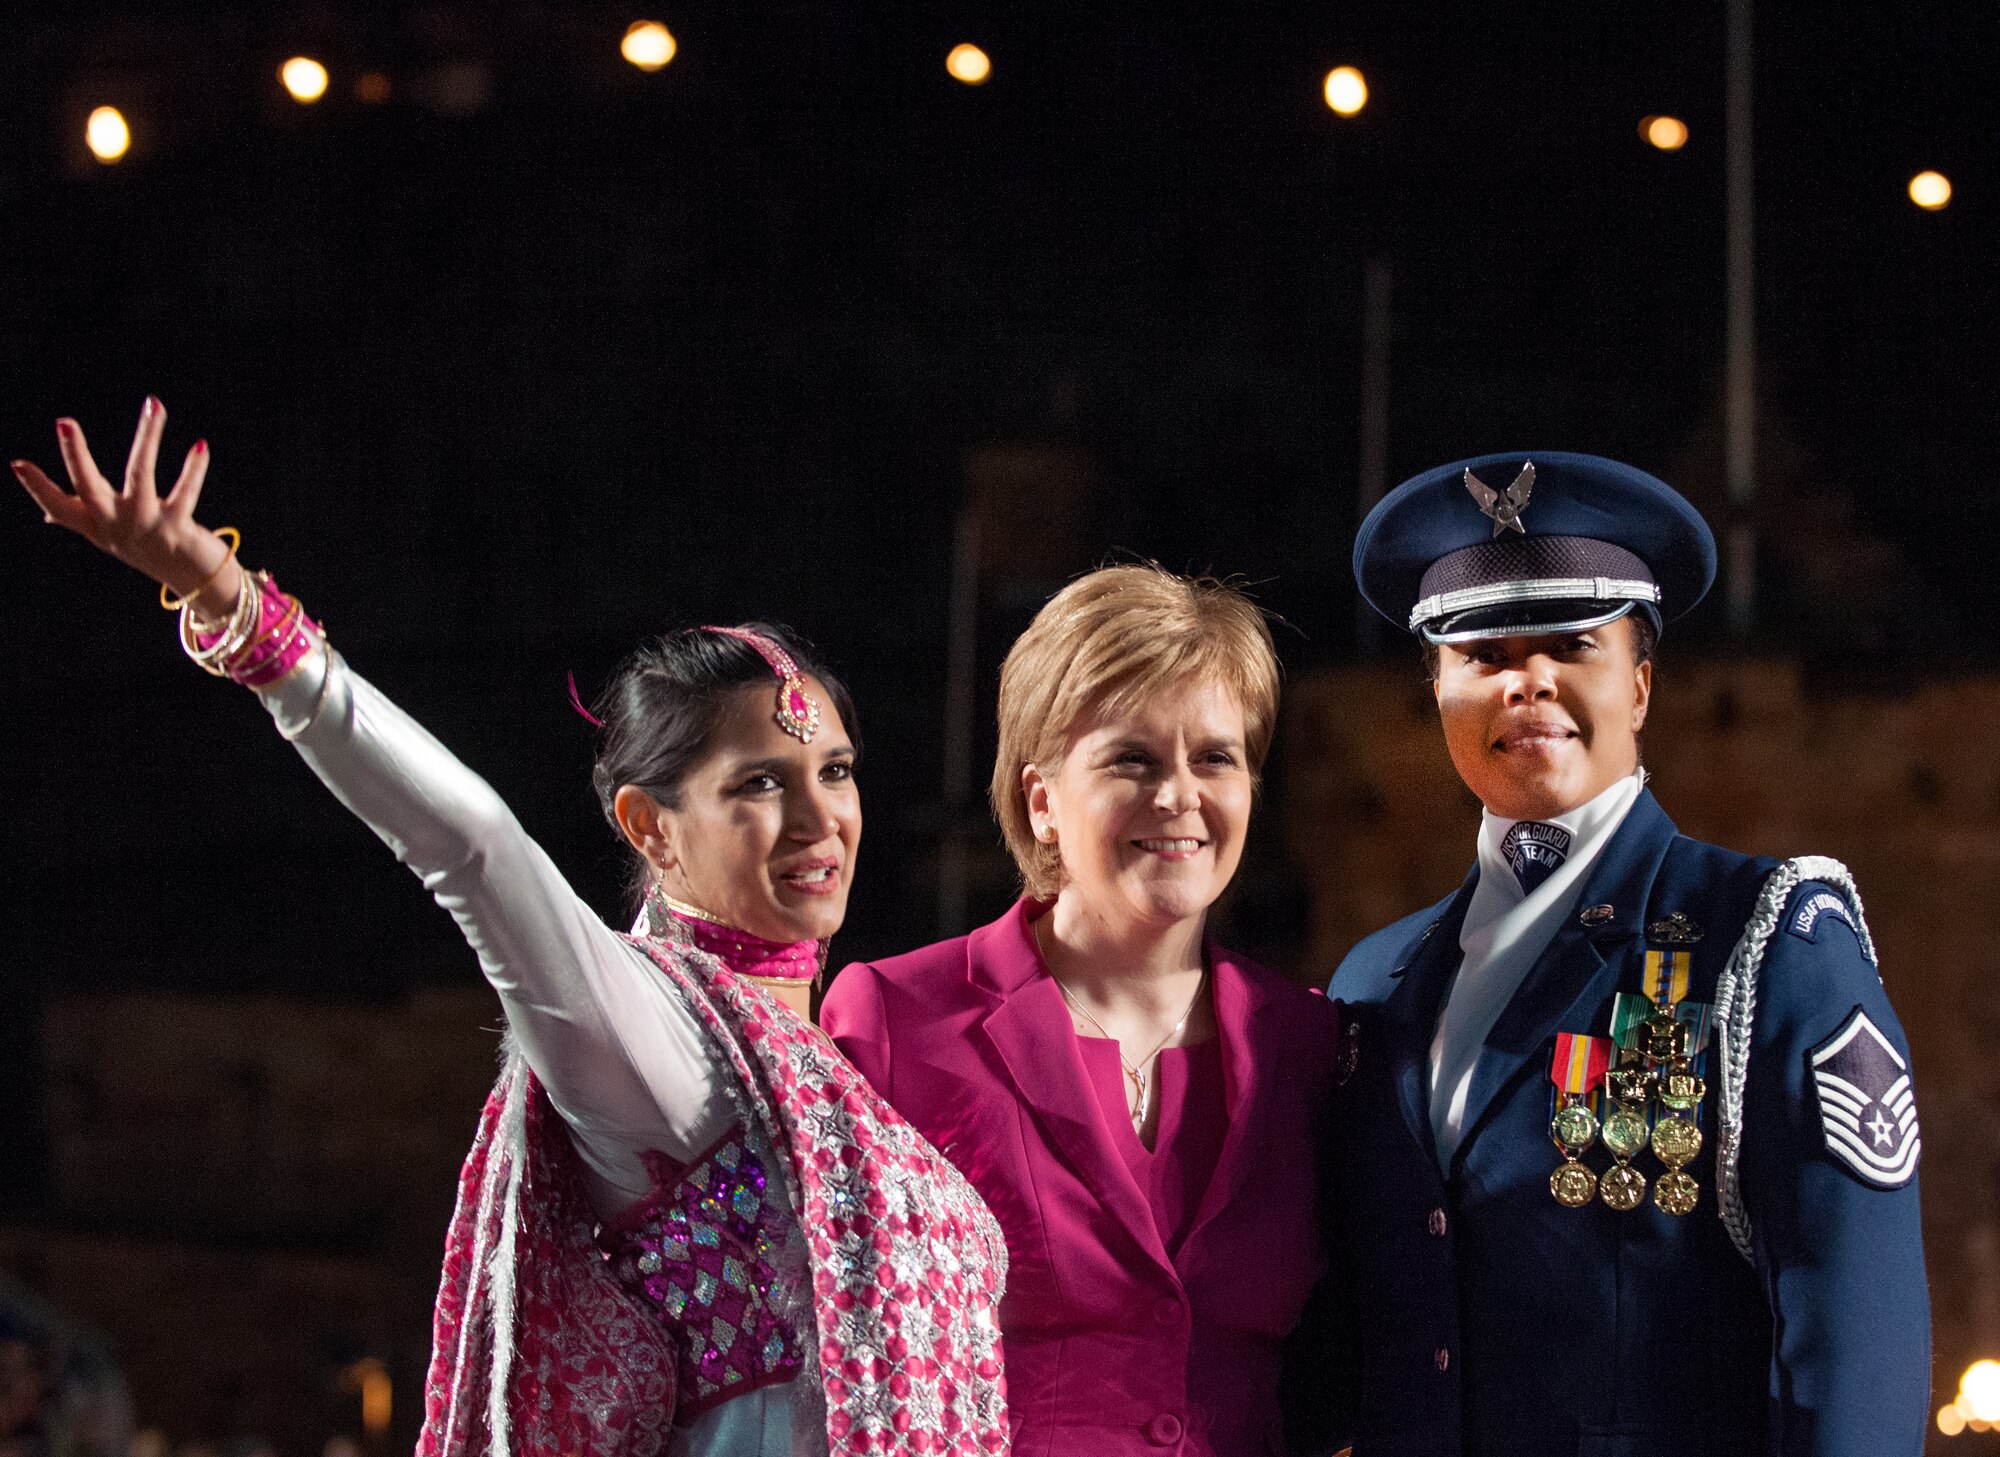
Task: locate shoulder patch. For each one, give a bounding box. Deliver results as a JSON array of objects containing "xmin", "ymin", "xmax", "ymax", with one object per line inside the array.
[
  {"xmin": 1788, "ymin": 888, "xmax": 1857, "ymax": 943},
  {"xmin": 1809, "ymin": 1006, "xmax": 1920, "ymax": 1188}
]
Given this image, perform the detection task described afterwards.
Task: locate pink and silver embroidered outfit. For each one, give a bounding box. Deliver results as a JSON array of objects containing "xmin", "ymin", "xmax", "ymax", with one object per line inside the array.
[{"xmin": 252, "ymin": 640, "xmax": 1008, "ymax": 1457}]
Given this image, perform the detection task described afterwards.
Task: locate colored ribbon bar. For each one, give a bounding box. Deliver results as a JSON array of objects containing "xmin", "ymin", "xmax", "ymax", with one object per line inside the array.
[
  {"xmin": 1610, "ymin": 993, "xmax": 1654, "ymax": 1050},
  {"xmin": 1674, "ymin": 999, "xmax": 1713, "ymax": 1053},
  {"xmin": 1643, "ymin": 949, "xmax": 1691, "ymax": 1006},
  {"xmin": 1552, "ymin": 1033, "xmax": 1613, "ymax": 1094}
]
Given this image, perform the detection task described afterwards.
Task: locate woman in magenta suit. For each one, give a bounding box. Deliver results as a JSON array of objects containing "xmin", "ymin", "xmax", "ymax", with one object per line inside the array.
[{"xmin": 822, "ymin": 565, "xmax": 1344, "ymax": 1457}]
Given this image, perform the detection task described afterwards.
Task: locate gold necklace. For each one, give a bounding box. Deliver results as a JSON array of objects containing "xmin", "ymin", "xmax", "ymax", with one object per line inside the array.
[
  {"xmin": 655, "ymin": 890, "xmax": 728, "ymax": 925},
  {"xmin": 1035, "ymin": 919, "xmax": 1208, "ymax": 1128}
]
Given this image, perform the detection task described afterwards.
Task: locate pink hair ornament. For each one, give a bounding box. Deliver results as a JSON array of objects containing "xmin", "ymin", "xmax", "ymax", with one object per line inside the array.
[
  {"xmin": 704, "ymin": 626, "xmax": 822, "ymax": 743},
  {"xmin": 565, "ymin": 671, "xmax": 605, "ymax": 728}
]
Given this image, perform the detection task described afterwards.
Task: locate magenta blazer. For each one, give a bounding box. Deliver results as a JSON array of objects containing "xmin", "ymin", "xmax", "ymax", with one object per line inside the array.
[{"xmin": 821, "ymin": 899, "xmax": 1341, "ymax": 1457}]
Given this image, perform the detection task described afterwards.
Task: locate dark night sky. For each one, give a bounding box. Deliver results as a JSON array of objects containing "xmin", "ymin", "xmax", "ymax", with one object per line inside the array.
[{"xmin": 1, "ymin": 3, "xmax": 1993, "ymax": 1186}]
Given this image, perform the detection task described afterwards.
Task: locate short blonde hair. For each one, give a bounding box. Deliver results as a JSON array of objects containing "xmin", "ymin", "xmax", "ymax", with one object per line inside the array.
[{"xmin": 991, "ymin": 564, "xmax": 1281, "ymax": 898}]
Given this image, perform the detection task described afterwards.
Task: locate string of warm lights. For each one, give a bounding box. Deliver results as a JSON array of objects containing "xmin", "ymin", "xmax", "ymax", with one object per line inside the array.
[{"xmin": 69, "ymin": 21, "xmax": 1962, "ymax": 220}]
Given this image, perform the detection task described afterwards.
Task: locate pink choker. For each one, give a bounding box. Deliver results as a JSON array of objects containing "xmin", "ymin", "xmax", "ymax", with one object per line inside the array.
[{"xmin": 641, "ymin": 887, "xmax": 821, "ymax": 983}]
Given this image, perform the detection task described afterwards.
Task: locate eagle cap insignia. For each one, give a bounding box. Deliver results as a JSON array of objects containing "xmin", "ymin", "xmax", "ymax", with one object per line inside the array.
[
  {"xmin": 1646, "ymin": 912, "xmax": 1704, "ymax": 945},
  {"xmin": 1464, "ymin": 461, "xmax": 1535, "ymax": 536}
]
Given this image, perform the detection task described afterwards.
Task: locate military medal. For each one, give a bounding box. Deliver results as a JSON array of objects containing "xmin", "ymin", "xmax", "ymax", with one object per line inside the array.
[
  {"xmin": 1551, "ymin": 1160, "xmax": 1599, "ymax": 1208},
  {"xmin": 1650, "ymin": 1047, "xmax": 1705, "ymax": 1215},
  {"xmin": 1599, "ymin": 1047, "xmax": 1652, "ymax": 1211},
  {"xmin": 1651, "ymin": 1111, "xmax": 1702, "ymax": 1165},
  {"xmin": 1599, "ymin": 1162, "xmax": 1647, "ymax": 1212},
  {"xmin": 1553, "ymin": 919, "xmax": 1718, "ymax": 1217},
  {"xmin": 1548, "ymin": 1032, "xmax": 1612, "ymax": 1207},
  {"xmin": 1552, "ymin": 1099, "xmax": 1600, "ymax": 1151},
  {"xmin": 1601, "ymin": 1097, "xmax": 1650, "ymax": 1160}
]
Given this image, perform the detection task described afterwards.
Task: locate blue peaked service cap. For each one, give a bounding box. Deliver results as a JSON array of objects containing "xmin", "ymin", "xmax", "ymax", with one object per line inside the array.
[{"xmin": 1353, "ymin": 451, "xmax": 1718, "ymax": 644}]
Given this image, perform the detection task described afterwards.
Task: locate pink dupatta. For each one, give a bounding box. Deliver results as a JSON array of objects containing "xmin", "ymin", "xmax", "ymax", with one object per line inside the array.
[{"xmin": 416, "ymin": 929, "xmax": 1010, "ymax": 1457}]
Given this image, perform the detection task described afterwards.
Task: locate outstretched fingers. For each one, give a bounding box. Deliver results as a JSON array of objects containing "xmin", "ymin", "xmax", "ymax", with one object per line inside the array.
[
  {"xmin": 11, "ymin": 458, "xmax": 92, "ymax": 534},
  {"xmin": 123, "ymin": 395, "xmax": 166, "ymax": 502},
  {"xmin": 163, "ymin": 438, "xmax": 212, "ymax": 519},
  {"xmin": 53, "ymin": 417, "xmax": 118, "ymax": 521}
]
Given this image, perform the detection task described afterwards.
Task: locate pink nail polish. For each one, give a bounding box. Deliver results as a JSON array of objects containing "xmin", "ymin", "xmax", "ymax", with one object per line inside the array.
[
  {"xmin": 194, "ymin": 439, "xmax": 209, "ymax": 454},
  {"xmin": 55, "ymin": 419, "xmax": 74, "ymax": 438},
  {"xmin": 143, "ymin": 395, "xmax": 160, "ymax": 416}
]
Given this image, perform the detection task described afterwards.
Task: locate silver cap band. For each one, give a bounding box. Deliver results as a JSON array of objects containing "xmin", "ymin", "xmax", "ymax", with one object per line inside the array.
[{"xmin": 1407, "ymin": 574, "xmax": 1662, "ymax": 632}]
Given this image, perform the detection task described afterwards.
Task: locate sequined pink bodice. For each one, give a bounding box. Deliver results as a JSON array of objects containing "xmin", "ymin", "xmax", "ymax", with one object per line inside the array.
[{"xmin": 599, "ymin": 1134, "xmax": 805, "ymax": 1416}]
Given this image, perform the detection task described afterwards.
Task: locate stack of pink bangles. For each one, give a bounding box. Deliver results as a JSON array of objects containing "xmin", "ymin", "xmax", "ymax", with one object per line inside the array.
[{"xmin": 168, "ymin": 531, "xmax": 323, "ymax": 687}]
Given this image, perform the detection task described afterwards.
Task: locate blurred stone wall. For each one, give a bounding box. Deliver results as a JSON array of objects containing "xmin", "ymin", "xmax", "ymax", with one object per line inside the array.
[
  {"xmin": 0, "ymin": 987, "xmax": 500, "ymax": 1453},
  {"xmin": 1283, "ymin": 657, "xmax": 2000, "ymax": 1441}
]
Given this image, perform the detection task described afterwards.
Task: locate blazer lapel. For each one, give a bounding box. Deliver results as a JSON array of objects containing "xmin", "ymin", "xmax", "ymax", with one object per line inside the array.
[
  {"xmin": 1178, "ymin": 945, "xmax": 1267, "ymax": 1253},
  {"xmin": 1447, "ymin": 790, "xmax": 1679, "ymax": 1171},
  {"xmin": 1380, "ymin": 871, "xmax": 1480, "ymax": 1157},
  {"xmin": 973, "ymin": 907, "xmax": 1174, "ymax": 1274}
]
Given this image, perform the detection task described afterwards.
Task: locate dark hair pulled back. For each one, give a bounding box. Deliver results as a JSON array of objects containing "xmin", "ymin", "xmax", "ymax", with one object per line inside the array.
[{"xmin": 586, "ymin": 623, "xmax": 859, "ymax": 891}]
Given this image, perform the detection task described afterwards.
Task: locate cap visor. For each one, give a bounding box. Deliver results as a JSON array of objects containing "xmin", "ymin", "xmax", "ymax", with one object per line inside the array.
[{"xmin": 1421, "ymin": 599, "xmax": 1641, "ymax": 645}]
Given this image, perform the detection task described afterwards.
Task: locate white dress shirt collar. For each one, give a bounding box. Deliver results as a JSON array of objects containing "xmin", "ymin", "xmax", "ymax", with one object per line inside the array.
[{"xmin": 1426, "ymin": 770, "xmax": 1646, "ymax": 1166}]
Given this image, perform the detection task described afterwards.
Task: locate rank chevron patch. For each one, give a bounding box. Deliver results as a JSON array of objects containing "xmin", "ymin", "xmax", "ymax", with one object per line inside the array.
[{"xmin": 1809, "ymin": 1007, "xmax": 1920, "ymax": 1189}]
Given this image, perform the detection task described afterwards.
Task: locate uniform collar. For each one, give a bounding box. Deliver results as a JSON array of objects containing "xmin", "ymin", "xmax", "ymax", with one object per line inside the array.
[{"xmin": 1474, "ymin": 770, "xmax": 1646, "ymax": 912}]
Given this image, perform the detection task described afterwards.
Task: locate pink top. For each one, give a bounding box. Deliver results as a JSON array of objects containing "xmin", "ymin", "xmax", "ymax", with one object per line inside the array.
[
  {"xmin": 822, "ymin": 899, "xmax": 1343, "ymax": 1457},
  {"xmin": 1077, "ymin": 1038, "xmax": 1228, "ymax": 1261}
]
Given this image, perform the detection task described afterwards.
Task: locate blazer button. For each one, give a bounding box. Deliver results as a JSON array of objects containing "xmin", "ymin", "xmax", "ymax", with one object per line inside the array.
[
  {"xmin": 1154, "ymin": 1296, "xmax": 1184, "ymax": 1325},
  {"xmin": 1434, "ymin": 1346, "xmax": 1451, "ymax": 1373},
  {"xmin": 1146, "ymin": 1414, "xmax": 1184, "ymax": 1445},
  {"xmin": 1428, "ymin": 1207, "xmax": 1448, "ymax": 1238}
]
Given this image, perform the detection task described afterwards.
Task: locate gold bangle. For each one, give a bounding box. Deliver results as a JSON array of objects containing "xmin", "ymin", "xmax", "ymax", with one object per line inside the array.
[
  {"xmin": 159, "ymin": 528, "xmax": 241, "ymax": 611},
  {"xmin": 180, "ymin": 568, "xmax": 261, "ymax": 675}
]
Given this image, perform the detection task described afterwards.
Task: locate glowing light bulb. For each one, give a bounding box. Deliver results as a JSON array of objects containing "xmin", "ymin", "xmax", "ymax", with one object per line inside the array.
[
  {"xmin": 1641, "ymin": 115, "xmax": 1688, "ymax": 151},
  {"xmin": 947, "ymin": 43, "xmax": 991, "ymax": 85},
  {"xmin": 85, "ymin": 107, "xmax": 130, "ymax": 163},
  {"xmin": 622, "ymin": 21, "xmax": 676, "ymax": 71},
  {"xmin": 1909, "ymin": 170, "xmax": 1952, "ymax": 210},
  {"xmin": 1939, "ymin": 1403, "xmax": 1967, "ymax": 1435},
  {"xmin": 281, "ymin": 56, "xmax": 329, "ymax": 103},
  {"xmin": 1323, "ymin": 66, "xmax": 1367, "ymax": 116},
  {"xmin": 1960, "ymin": 1360, "xmax": 2000, "ymax": 1422}
]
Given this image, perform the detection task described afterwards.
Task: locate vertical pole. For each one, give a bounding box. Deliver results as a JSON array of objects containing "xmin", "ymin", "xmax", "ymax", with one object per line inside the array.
[
  {"xmin": 1355, "ymin": 258, "xmax": 1393, "ymax": 649},
  {"xmin": 936, "ymin": 504, "xmax": 981, "ymax": 938},
  {"xmin": 1725, "ymin": 0, "xmax": 1756, "ymax": 634}
]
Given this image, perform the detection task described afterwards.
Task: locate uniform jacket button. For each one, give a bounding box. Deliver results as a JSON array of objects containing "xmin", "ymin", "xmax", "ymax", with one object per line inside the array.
[
  {"xmin": 1428, "ymin": 1207, "xmax": 1448, "ymax": 1237},
  {"xmin": 1434, "ymin": 1346, "xmax": 1451, "ymax": 1373},
  {"xmin": 1146, "ymin": 1414, "xmax": 1184, "ymax": 1445}
]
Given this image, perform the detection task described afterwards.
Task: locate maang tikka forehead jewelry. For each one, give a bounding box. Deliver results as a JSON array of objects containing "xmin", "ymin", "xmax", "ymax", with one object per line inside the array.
[{"xmin": 704, "ymin": 626, "xmax": 823, "ymax": 743}]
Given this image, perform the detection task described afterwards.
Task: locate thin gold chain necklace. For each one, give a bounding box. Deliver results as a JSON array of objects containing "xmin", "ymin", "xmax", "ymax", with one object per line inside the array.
[{"xmin": 1035, "ymin": 919, "xmax": 1208, "ymax": 1128}]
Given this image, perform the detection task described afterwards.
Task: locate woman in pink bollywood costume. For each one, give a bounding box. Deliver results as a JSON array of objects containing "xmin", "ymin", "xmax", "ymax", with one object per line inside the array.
[
  {"xmin": 12, "ymin": 401, "xmax": 1009, "ymax": 1457},
  {"xmin": 821, "ymin": 567, "xmax": 1349, "ymax": 1457}
]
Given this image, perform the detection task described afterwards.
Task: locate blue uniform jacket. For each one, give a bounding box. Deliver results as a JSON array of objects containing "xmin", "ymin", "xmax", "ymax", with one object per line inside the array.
[{"xmin": 1324, "ymin": 788, "xmax": 1930, "ymax": 1457}]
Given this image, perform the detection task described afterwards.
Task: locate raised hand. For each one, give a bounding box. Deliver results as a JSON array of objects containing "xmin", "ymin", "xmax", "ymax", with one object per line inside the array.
[{"xmin": 12, "ymin": 397, "xmax": 241, "ymax": 616}]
